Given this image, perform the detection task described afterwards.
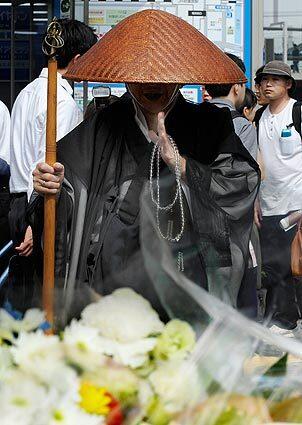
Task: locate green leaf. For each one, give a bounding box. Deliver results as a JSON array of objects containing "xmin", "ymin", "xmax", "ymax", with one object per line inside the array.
[{"xmin": 264, "ymin": 354, "xmax": 288, "ymax": 377}]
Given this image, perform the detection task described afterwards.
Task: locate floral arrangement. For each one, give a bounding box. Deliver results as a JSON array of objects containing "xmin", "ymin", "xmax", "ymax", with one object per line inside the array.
[
  {"xmin": 1, "ymin": 287, "xmax": 302, "ymax": 425},
  {"xmin": 0, "ymin": 288, "xmax": 197, "ymax": 425}
]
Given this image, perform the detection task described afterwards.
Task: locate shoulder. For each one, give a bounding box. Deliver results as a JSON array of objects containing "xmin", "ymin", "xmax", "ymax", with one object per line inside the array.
[
  {"xmin": 13, "ymin": 78, "xmax": 47, "ymax": 112},
  {"xmin": 177, "ymin": 97, "xmax": 233, "ymax": 125},
  {"xmin": 255, "ymin": 105, "xmax": 268, "ymax": 125},
  {"xmin": 290, "ymin": 98, "xmax": 302, "ymax": 110},
  {"xmin": 236, "ymin": 117, "xmax": 257, "ymax": 140},
  {"xmin": 22, "ymin": 77, "xmax": 47, "ymax": 95},
  {"xmin": 0, "ymin": 101, "xmax": 10, "ymax": 120},
  {"xmin": 198, "ymin": 100, "xmax": 234, "ymax": 131}
]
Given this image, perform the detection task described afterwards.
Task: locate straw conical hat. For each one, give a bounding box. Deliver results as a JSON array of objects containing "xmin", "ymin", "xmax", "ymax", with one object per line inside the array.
[{"xmin": 65, "ymin": 9, "xmax": 246, "ymax": 85}]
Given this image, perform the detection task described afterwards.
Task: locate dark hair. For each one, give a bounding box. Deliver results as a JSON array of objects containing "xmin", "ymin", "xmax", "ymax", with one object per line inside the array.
[
  {"xmin": 205, "ymin": 53, "xmax": 246, "ymax": 98},
  {"xmin": 238, "ymin": 88, "xmax": 257, "ymax": 114},
  {"xmin": 44, "ymin": 19, "xmax": 98, "ymax": 69},
  {"xmin": 226, "ymin": 53, "xmax": 246, "ymax": 73},
  {"xmin": 254, "ymin": 65, "xmax": 265, "ymax": 84}
]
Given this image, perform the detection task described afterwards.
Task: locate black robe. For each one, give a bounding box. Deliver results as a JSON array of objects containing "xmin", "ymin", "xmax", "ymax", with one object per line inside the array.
[{"xmin": 30, "ymin": 93, "xmax": 260, "ymax": 318}]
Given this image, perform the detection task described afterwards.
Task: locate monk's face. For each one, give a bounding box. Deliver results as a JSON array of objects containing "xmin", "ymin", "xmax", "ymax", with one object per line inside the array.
[{"xmin": 127, "ymin": 83, "xmax": 179, "ymax": 114}]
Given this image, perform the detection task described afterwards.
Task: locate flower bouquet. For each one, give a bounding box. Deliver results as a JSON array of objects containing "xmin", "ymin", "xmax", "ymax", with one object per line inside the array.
[
  {"xmin": 0, "ymin": 288, "xmax": 200, "ymax": 425},
  {"xmin": 3, "ymin": 285, "xmax": 302, "ymax": 425}
]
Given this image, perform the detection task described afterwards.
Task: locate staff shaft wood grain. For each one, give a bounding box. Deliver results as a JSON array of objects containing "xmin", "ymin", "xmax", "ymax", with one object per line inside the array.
[{"xmin": 43, "ymin": 57, "xmax": 57, "ymax": 326}]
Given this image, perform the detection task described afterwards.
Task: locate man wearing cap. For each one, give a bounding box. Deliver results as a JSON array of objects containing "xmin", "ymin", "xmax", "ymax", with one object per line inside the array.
[
  {"xmin": 29, "ymin": 10, "xmax": 259, "ymax": 317},
  {"xmin": 254, "ymin": 60, "xmax": 302, "ymax": 329}
]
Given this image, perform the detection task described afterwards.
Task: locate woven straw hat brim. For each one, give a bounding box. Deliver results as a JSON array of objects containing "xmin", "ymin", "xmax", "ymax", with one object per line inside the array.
[{"xmin": 65, "ymin": 10, "xmax": 247, "ymax": 85}]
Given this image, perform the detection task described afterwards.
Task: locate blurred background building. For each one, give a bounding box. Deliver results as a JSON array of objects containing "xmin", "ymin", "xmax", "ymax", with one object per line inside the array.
[
  {"xmin": 1, "ymin": 0, "xmax": 302, "ymax": 110},
  {"xmin": 264, "ymin": 0, "xmax": 302, "ymax": 97}
]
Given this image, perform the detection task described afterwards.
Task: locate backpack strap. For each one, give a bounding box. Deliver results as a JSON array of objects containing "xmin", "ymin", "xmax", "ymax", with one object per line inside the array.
[
  {"xmin": 292, "ymin": 101, "xmax": 302, "ymax": 139},
  {"xmin": 253, "ymin": 105, "xmax": 267, "ymax": 142}
]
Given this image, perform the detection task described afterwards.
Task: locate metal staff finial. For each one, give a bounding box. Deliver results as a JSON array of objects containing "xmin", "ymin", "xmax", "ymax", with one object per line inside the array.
[{"xmin": 42, "ymin": 17, "xmax": 64, "ymax": 57}]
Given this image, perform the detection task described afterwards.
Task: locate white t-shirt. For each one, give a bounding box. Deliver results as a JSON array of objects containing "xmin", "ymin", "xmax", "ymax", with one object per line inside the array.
[
  {"xmin": 259, "ymin": 98, "xmax": 302, "ymax": 216},
  {"xmin": 9, "ymin": 68, "xmax": 83, "ymax": 198},
  {"xmin": 0, "ymin": 100, "xmax": 10, "ymax": 164}
]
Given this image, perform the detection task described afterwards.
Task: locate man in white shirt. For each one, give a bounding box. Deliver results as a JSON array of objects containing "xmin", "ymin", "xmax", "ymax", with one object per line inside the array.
[
  {"xmin": 9, "ymin": 19, "xmax": 97, "ymax": 255},
  {"xmin": 255, "ymin": 61, "xmax": 302, "ymax": 328},
  {"xmin": 7, "ymin": 19, "xmax": 97, "ymax": 310}
]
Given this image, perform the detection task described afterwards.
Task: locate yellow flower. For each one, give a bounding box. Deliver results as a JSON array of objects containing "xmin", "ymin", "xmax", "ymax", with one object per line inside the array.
[{"xmin": 79, "ymin": 381, "xmax": 112, "ymax": 415}]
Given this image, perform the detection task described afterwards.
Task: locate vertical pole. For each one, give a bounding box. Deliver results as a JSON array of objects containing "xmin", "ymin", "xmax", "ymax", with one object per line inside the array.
[
  {"xmin": 283, "ymin": 22, "xmax": 288, "ymax": 63},
  {"xmin": 29, "ymin": 0, "xmax": 33, "ymax": 82},
  {"xmin": 82, "ymin": 0, "xmax": 89, "ymax": 111},
  {"xmin": 273, "ymin": 0, "xmax": 279, "ymax": 24},
  {"xmin": 244, "ymin": 0, "xmax": 252, "ymax": 86},
  {"xmin": 10, "ymin": 2, "xmax": 15, "ymax": 109},
  {"xmin": 252, "ymin": 0, "xmax": 264, "ymax": 82},
  {"xmin": 43, "ymin": 55, "xmax": 57, "ymax": 326},
  {"xmin": 42, "ymin": 18, "xmax": 64, "ymax": 329}
]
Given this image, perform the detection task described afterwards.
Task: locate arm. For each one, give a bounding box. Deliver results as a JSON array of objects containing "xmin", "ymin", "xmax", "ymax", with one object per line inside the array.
[
  {"xmin": 186, "ymin": 151, "xmax": 260, "ymax": 305},
  {"xmin": 236, "ymin": 119, "xmax": 258, "ymax": 161}
]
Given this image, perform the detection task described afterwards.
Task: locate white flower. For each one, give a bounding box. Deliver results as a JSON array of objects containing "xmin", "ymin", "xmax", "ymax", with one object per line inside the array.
[
  {"xmin": 97, "ymin": 335, "xmax": 157, "ymax": 368},
  {"xmin": 42, "ymin": 364, "xmax": 80, "ymax": 402},
  {"xmin": 11, "ymin": 330, "xmax": 65, "ymax": 382},
  {"xmin": 0, "ymin": 345, "xmax": 13, "ymax": 380},
  {"xmin": 81, "ymin": 288, "xmax": 164, "ymax": 343},
  {"xmin": 148, "ymin": 360, "xmax": 202, "ymax": 414},
  {"xmin": 0, "ymin": 308, "xmax": 45, "ymax": 333},
  {"xmin": 63, "ymin": 320, "xmax": 105, "ymax": 372},
  {"xmin": 41, "ymin": 397, "xmax": 104, "ymax": 425},
  {"xmin": 0, "ymin": 370, "xmax": 48, "ymax": 425},
  {"xmin": 0, "ymin": 326, "xmax": 14, "ymax": 343},
  {"xmin": 138, "ymin": 380, "xmax": 154, "ymax": 409}
]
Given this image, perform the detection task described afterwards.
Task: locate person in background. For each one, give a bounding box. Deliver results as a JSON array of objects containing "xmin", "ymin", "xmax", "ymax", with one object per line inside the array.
[
  {"xmin": 206, "ymin": 53, "xmax": 257, "ymax": 159},
  {"xmin": 8, "ymin": 19, "xmax": 97, "ymax": 311},
  {"xmin": 292, "ymin": 43, "xmax": 300, "ymax": 74},
  {"xmin": 202, "ymin": 86, "xmax": 212, "ymax": 102},
  {"xmin": 254, "ymin": 65, "xmax": 269, "ymax": 108},
  {"xmin": 254, "ymin": 60, "xmax": 302, "ymax": 330},
  {"xmin": 202, "ymin": 54, "xmax": 260, "ymax": 318},
  {"xmin": 238, "ymin": 87, "xmax": 258, "ymax": 123}
]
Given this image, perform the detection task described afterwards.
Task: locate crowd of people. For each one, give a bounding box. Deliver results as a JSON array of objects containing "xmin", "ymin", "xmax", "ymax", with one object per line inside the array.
[{"xmin": 0, "ymin": 16, "xmax": 302, "ymax": 332}]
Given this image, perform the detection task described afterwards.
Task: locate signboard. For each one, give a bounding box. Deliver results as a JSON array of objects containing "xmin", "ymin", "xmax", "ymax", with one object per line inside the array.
[
  {"xmin": 78, "ymin": 0, "xmax": 245, "ymax": 57},
  {"xmin": 0, "ymin": 6, "xmax": 30, "ymax": 81}
]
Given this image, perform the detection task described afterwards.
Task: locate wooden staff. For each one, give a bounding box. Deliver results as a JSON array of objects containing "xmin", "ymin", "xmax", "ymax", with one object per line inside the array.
[{"xmin": 42, "ymin": 19, "xmax": 64, "ymax": 327}]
